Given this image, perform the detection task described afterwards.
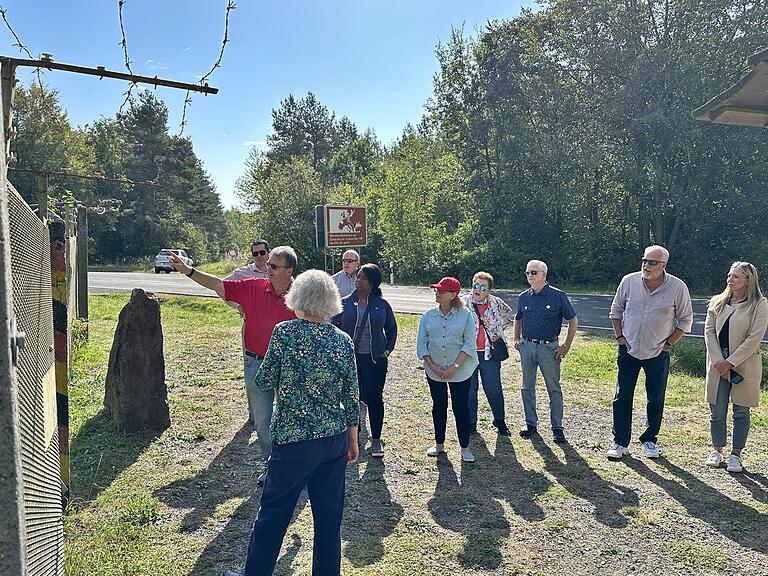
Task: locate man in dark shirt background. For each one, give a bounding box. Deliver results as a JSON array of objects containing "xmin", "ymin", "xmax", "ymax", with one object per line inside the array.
[{"xmin": 513, "ymin": 259, "xmax": 578, "ymax": 443}]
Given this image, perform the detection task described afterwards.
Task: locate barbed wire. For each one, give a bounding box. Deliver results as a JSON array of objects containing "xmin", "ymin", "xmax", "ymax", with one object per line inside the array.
[
  {"xmin": 117, "ymin": 0, "xmax": 137, "ymax": 114},
  {"xmin": 0, "ymin": 4, "xmax": 45, "ymax": 94},
  {"xmin": 178, "ymin": 0, "xmax": 235, "ymax": 135}
]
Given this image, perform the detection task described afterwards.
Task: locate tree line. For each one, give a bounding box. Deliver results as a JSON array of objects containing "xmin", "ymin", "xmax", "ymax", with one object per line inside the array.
[{"xmin": 11, "ymin": 0, "xmax": 768, "ymax": 291}]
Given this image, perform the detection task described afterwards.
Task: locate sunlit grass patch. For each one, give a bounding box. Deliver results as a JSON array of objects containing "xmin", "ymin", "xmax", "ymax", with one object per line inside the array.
[{"xmin": 662, "ymin": 540, "xmax": 725, "ymax": 570}]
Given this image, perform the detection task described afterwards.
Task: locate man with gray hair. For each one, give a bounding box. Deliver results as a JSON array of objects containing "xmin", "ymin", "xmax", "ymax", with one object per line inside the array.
[
  {"xmin": 332, "ymin": 249, "xmax": 360, "ymax": 298},
  {"xmin": 513, "ymin": 259, "xmax": 578, "ymax": 443},
  {"xmin": 607, "ymin": 245, "xmax": 693, "ymax": 460},
  {"xmin": 169, "ymin": 246, "xmax": 298, "ymax": 485}
]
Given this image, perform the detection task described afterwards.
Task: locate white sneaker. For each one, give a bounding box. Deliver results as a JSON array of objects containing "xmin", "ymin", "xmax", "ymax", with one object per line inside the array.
[
  {"xmin": 726, "ymin": 454, "xmax": 743, "ymax": 473},
  {"xmin": 461, "ymin": 447, "xmax": 475, "ymax": 463},
  {"xmin": 607, "ymin": 442, "xmax": 629, "ymax": 460},
  {"xmin": 705, "ymin": 451, "xmax": 723, "ymax": 468},
  {"xmin": 643, "ymin": 441, "xmax": 660, "ymax": 459},
  {"xmin": 426, "ymin": 444, "xmax": 445, "ymax": 457}
]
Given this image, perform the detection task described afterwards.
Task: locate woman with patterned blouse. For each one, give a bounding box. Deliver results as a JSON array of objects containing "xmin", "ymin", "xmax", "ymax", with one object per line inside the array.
[
  {"xmin": 464, "ymin": 271, "xmax": 515, "ymax": 436},
  {"xmin": 417, "ymin": 276, "xmax": 480, "ymax": 463},
  {"xmin": 226, "ymin": 270, "xmax": 359, "ymax": 576}
]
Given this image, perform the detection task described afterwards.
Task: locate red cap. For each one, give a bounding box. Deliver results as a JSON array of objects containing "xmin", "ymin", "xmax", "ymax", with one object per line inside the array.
[{"xmin": 429, "ymin": 276, "xmax": 461, "ymax": 293}]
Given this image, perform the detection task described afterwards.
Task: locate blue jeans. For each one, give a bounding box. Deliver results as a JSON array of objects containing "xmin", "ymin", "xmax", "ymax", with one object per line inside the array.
[
  {"xmin": 519, "ymin": 340, "xmax": 563, "ymax": 430},
  {"xmin": 243, "ymin": 353, "xmax": 274, "ymax": 461},
  {"xmin": 612, "ymin": 346, "xmax": 669, "ymax": 447},
  {"xmin": 244, "ymin": 432, "xmax": 349, "ymax": 576},
  {"xmin": 469, "ymin": 352, "xmax": 506, "ymax": 425},
  {"xmin": 710, "ymin": 377, "xmax": 751, "ymax": 450}
]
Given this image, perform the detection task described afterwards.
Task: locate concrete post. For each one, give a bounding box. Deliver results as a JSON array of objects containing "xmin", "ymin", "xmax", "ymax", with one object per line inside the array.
[{"xmin": 76, "ymin": 205, "xmax": 88, "ymax": 321}]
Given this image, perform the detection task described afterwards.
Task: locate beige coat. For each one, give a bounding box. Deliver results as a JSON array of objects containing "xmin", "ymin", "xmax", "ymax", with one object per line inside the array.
[{"xmin": 704, "ymin": 298, "xmax": 768, "ymax": 407}]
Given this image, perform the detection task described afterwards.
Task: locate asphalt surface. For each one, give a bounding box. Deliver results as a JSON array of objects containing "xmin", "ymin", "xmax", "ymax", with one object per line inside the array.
[{"xmin": 89, "ymin": 271, "xmax": 716, "ymax": 338}]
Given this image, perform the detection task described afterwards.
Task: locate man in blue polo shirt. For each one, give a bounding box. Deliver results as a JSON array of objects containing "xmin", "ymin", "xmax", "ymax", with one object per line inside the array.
[{"xmin": 513, "ymin": 259, "xmax": 578, "ymax": 443}]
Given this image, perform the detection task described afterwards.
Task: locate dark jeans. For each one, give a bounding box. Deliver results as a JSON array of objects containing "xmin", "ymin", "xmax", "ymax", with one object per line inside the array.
[
  {"xmin": 243, "ymin": 432, "xmax": 349, "ymax": 576},
  {"xmin": 356, "ymin": 353, "xmax": 388, "ymax": 439},
  {"xmin": 469, "ymin": 352, "xmax": 506, "ymax": 425},
  {"xmin": 612, "ymin": 346, "xmax": 670, "ymax": 447},
  {"xmin": 427, "ymin": 376, "xmax": 471, "ymax": 448}
]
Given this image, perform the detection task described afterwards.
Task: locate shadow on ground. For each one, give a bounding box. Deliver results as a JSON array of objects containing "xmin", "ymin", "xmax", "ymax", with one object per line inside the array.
[
  {"xmin": 343, "ymin": 457, "xmax": 404, "ymax": 567},
  {"xmin": 69, "ymin": 409, "xmax": 156, "ymax": 506},
  {"xmin": 626, "ymin": 457, "xmax": 768, "ymax": 553},
  {"xmin": 531, "ymin": 437, "xmax": 639, "ymax": 527}
]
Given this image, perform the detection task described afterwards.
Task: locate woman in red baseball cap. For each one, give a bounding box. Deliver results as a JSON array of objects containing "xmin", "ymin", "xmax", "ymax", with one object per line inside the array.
[{"xmin": 416, "ymin": 276, "xmax": 480, "ymax": 463}]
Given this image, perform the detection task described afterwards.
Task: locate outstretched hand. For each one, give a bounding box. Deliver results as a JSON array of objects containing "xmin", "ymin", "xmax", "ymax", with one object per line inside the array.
[{"xmin": 169, "ymin": 253, "xmax": 191, "ymax": 275}]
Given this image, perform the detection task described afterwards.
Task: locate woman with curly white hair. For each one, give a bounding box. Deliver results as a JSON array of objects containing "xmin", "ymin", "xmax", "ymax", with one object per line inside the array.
[{"xmin": 225, "ymin": 269, "xmax": 359, "ymax": 576}]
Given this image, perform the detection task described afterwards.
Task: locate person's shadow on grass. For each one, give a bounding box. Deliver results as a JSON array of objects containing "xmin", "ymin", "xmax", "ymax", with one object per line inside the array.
[
  {"xmin": 427, "ymin": 443, "xmax": 512, "ymax": 570},
  {"xmin": 736, "ymin": 471, "xmax": 768, "ymax": 505},
  {"xmin": 342, "ymin": 457, "xmax": 404, "ymax": 567},
  {"xmin": 531, "ymin": 437, "xmax": 639, "ymax": 527},
  {"xmin": 625, "ymin": 457, "xmax": 768, "ymax": 553}
]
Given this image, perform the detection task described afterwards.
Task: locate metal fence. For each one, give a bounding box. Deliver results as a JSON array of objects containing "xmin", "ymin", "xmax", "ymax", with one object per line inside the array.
[{"xmin": 6, "ymin": 181, "xmax": 64, "ymax": 574}]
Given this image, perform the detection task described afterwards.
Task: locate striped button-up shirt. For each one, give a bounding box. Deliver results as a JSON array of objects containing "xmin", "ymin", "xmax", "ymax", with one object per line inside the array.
[
  {"xmin": 331, "ymin": 270, "xmax": 357, "ymax": 298},
  {"xmin": 609, "ymin": 271, "xmax": 693, "ymax": 360}
]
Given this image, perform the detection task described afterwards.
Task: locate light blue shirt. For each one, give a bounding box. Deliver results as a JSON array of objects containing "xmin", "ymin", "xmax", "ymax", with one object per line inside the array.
[{"xmin": 417, "ymin": 305, "xmax": 479, "ymax": 382}]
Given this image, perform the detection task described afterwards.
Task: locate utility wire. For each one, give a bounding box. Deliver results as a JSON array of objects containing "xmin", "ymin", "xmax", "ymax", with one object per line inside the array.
[
  {"xmin": 117, "ymin": 0, "xmax": 137, "ymax": 113},
  {"xmin": 179, "ymin": 0, "xmax": 235, "ymax": 135}
]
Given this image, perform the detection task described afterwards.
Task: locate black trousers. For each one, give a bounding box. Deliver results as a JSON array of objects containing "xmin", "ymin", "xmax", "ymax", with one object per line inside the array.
[
  {"xmin": 243, "ymin": 432, "xmax": 349, "ymax": 576},
  {"xmin": 612, "ymin": 346, "xmax": 670, "ymax": 447},
  {"xmin": 356, "ymin": 353, "xmax": 388, "ymax": 439},
  {"xmin": 427, "ymin": 376, "xmax": 471, "ymax": 448}
]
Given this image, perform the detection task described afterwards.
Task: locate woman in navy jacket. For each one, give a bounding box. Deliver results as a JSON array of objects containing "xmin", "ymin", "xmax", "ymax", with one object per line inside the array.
[{"xmin": 333, "ymin": 263, "xmax": 397, "ymax": 457}]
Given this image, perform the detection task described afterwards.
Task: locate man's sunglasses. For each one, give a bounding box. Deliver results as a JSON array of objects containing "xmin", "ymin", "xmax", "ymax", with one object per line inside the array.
[
  {"xmin": 641, "ymin": 259, "xmax": 664, "ymax": 266},
  {"xmin": 252, "ymin": 249, "xmax": 268, "ymax": 257},
  {"xmin": 342, "ymin": 258, "xmax": 358, "ymax": 263},
  {"xmin": 473, "ymin": 283, "xmax": 488, "ymax": 292},
  {"xmin": 525, "ymin": 270, "xmax": 539, "ymax": 276},
  {"xmin": 266, "ymin": 262, "xmax": 291, "ymax": 270}
]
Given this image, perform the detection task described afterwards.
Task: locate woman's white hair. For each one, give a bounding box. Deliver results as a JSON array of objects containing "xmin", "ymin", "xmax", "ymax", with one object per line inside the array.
[{"xmin": 285, "ymin": 269, "xmax": 342, "ymax": 318}]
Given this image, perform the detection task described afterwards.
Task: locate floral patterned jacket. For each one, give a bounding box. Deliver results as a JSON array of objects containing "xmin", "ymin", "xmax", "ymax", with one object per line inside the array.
[{"xmin": 463, "ymin": 293, "xmax": 515, "ymax": 360}]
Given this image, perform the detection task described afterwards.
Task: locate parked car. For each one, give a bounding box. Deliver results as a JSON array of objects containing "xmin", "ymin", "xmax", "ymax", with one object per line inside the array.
[{"xmin": 154, "ymin": 249, "xmax": 193, "ymax": 274}]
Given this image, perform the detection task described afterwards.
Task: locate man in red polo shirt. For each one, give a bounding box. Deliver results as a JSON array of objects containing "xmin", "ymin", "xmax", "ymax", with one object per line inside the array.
[{"xmin": 170, "ymin": 246, "xmax": 297, "ymax": 484}]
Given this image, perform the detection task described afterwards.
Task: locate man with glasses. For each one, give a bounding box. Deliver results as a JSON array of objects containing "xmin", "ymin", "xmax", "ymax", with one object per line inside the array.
[
  {"xmin": 513, "ymin": 260, "xmax": 578, "ymax": 443},
  {"xmin": 169, "ymin": 246, "xmax": 298, "ymax": 485},
  {"xmin": 607, "ymin": 245, "xmax": 693, "ymax": 460},
  {"xmin": 332, "ymin": 249, "xmax": 360, "ymax": 298},
  {"xmin": 226, "ymin": 239, "xmax": 271, "ymax": 280}
]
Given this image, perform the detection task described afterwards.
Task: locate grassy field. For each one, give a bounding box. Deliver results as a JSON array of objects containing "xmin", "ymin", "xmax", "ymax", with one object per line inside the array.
[{"xmin": 65, "ymin": 295, "xmax": 768, "ymax": 576}]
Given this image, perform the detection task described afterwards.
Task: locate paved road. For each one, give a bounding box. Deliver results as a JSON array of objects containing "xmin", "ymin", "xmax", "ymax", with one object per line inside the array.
[{"xmin": 89, "ymin": 271, "xmax": 715, "ymax": 337}]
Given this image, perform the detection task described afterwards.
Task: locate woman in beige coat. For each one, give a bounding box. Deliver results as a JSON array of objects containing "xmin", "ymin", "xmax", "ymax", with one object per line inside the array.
[{"xmin": 704, "ymin": 261, "xmax": 768, "ymax": 473}]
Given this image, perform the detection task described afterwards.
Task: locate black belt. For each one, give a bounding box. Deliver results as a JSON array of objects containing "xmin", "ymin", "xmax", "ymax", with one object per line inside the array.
[
  {"xmin": 524, "ymin": 337, "xmax": 557, "ymax": 344},
  {"xmin": 245, "ymin": 350, "xmax": 264, "ymax": 359}
]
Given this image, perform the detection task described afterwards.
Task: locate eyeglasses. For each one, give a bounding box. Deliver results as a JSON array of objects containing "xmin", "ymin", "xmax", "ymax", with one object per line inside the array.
[
  {"xmin": 641, "ymin": 259, "xmax": 665, "ymax": 266},
  {"xmin": 342, "ymin": 258, "xmax": 358, "ymax": 264},
  {"xmin": 473, "ymin": 283, "xmax": 488, "ymax": 292},
  {"xmin": 266, "ymin": 262, "xmax": 291, "ymax": 270},
  {"xmin": 252, "ymin": 249, "xmax": 268, "ymax": 257},
  {"xmin": 525, "ymin": 270, "xmax": 539, "ymax": 276}
]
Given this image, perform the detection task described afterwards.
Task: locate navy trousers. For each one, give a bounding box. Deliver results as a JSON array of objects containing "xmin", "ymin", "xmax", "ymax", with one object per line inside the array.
[{"xmin": 243, "ymin": 432, "xmax": 349, "ymax": 576}]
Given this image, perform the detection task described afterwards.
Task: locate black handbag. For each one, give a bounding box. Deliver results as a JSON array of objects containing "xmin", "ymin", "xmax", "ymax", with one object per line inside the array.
[{"xmin": 473, "ymin": 302, "xmax": 510, "ymax": 362}]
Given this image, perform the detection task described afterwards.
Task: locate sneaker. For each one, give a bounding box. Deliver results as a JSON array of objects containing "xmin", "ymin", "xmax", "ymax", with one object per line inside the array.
[
  {"xmin": 643, "ymin": 441, "xmax": 660, "ymax": 459},
  {"xmin": 461, "ymin": 447, "xmax": 475, "ymax": 463},
  {"xmin": 607, "ymin": 442, "xmax": 629, "ymax": 460},
  {"xmin": 493, "ymin": 420, "xmax": 511, "ymax": 436},
  {"xmin": 426, "ymin": 444, "xmax": 445, "ymax": 457},
  {"xmin": 519, "ymin": 424, "xmax": 538, "ymax": 439},
  {"xmin": 705, "ymin": 451, "xmax": 723, "ymax": 468},
  {"xmin": 726, "ymin": 454, "xmax": 743, "ymax": 473},
  {"xmin": 256, "ymin": 471, "xmax": 267, "ymax": 486},
  {"xmin": 370, "ymin": 440, "xmax": 384, "ymax": 458},
  {"xmin": 224, "ymin": 570, "xmax": 243, "ymax": 576},
  {"xmin": 553, "ymin": 429, "xmax": 567, "ymax": 444}
]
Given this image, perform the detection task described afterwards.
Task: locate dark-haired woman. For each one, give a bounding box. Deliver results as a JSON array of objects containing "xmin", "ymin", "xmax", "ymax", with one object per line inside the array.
[
  {"xmin": 704, "ymin": 261, "xmax": 768, "ymax": 473},
  {"xmin": 333, "ymin": 263, "xmax": 397, "ymax": 458}
]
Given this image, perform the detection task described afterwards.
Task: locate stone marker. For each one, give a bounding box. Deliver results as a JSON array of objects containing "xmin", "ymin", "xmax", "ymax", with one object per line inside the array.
[{"xmin": 104, "ymin": 288, "xmax": 170, "ymax": 433}]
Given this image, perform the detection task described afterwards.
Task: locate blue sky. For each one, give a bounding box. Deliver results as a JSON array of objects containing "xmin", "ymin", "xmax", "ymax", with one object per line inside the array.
[{"xmin": 1, "ymin": 1, "xmax": 534, "ymax": 207}]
